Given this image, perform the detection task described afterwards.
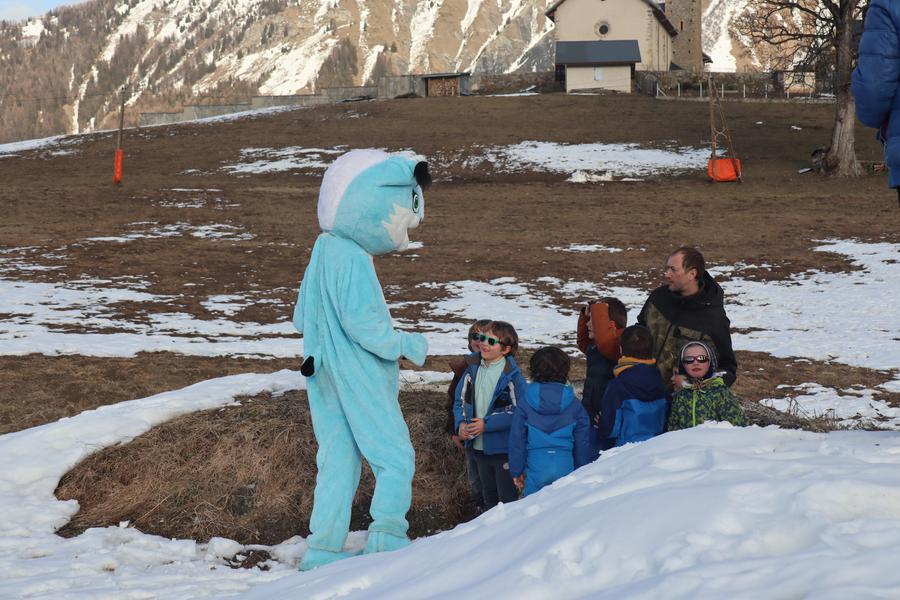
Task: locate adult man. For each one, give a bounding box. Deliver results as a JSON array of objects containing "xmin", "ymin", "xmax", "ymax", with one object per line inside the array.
[
  {"xmin": 637, "ymin": 246, "xmax": 737, "ymax": 391},
  {"xmin": 852, "ymin": 0, "xmax": 900, "ymax": 208}
]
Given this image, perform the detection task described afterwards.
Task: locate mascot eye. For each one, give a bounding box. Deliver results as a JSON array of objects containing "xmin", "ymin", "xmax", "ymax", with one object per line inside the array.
[{"xmin": 411, "ymin": 190, "xmax": 420, "ymax": 213}]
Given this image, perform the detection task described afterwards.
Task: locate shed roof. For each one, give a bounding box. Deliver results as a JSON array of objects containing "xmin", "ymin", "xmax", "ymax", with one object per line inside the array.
[
  {"xmin": 420, "ymin": 72, "xmax": 470, "ymax": 79},
  {"xmin": 555, "ymin": 40, "xmax": 642, "ymax": 66},
  {"xmin": 545, "ymin": 0, "xmax": 677, "ymax": 38}
]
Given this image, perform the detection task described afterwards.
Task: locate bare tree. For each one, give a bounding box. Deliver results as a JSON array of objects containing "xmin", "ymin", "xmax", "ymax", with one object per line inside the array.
[{"xmin": 737, "ymin": 0, "xmax": 867, "ymax": 176}]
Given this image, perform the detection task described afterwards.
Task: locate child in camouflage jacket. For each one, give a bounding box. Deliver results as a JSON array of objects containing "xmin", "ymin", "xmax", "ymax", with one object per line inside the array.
[{"xmin": 668, "ymin": 341, "xmax": 746, "ymax": 431}]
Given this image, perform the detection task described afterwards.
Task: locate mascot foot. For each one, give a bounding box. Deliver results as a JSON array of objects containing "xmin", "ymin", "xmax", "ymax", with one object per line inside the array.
[
  {"xmin": 363, "ymin": 531, "xmax": 410, "ymax": 555},
  {"xmin": 298, "ymin": 547, "xmax": 362, "ymax": 571}
]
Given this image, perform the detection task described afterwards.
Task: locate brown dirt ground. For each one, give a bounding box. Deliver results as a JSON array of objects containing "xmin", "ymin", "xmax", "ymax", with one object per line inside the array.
[
  {"xmin": 1, "ymin": 92, "xmax": 898, "ymax": 544},
  {"xmin": 0, "ymin": 354, "xmax": 296, "ymax": 435}
]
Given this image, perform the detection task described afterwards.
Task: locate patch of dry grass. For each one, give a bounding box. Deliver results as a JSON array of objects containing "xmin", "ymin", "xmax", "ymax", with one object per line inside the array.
[{"xmin": 56, "ymin": 389, "xmax": 473, "ymax": 544}]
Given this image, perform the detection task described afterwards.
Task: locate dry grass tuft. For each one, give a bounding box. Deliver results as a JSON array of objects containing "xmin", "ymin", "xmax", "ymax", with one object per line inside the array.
[
  {"xmin": 739, "ymin": 397, "xmax": 839, "ymax": 432},
  {"xmin": 56, "ymin": 389, "xmax": 474, "ymax": 545}
]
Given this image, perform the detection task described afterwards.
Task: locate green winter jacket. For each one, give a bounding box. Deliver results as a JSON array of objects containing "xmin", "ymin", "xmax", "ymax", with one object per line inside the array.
[{"xmin": 668, "ymin": 376, "xmax": 746, "ymax": 431}]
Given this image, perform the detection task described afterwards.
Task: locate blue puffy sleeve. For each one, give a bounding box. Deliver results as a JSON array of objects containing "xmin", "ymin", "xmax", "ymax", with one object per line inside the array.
[
  {"xmin": 453, "ymin": 371, "xmax": 471, "ymax": 432},
  {"xmin": 598, "ymin": 379, "xmax": 625, "ymax": 450},
  {"xmin": 507, "ymin": 401, "xmax": 528, "ymax": 478},
  {"xmin": 573, "ymin": 403, "xmax": 593, "ymax": 469},
  {"xmin": 853, "ymin": 0, "xmax": 900, "ymax": 129}
]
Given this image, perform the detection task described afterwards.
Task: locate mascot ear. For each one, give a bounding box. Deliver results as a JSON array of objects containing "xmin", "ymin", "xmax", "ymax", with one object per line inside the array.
[{"xmin": 414, "ymin": 162, "xmax": 431, "ymax": 189}]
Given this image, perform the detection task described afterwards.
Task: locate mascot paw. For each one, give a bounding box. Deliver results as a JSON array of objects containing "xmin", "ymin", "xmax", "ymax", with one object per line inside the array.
[
  {"xmin": 402, "ymin": 333, "xmax": 428, "ymax": 367},
  {"xmin": 298, "ymin": 547, "xmax": 362, "ymax": 571},
  {"xmin": 363, "ymin": 531, "xmax": 410, "ymax": 554}
]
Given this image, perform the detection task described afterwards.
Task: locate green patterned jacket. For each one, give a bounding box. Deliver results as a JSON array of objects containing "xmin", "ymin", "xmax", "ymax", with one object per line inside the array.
[{"xmin": 668, "ymin": 376, "xmax": 747, "ymax": 431}]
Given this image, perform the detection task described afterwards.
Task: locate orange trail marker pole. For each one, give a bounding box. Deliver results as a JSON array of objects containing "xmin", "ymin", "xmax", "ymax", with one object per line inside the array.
[{"xmin": 113, "ymin": 85, "xmax": 126, "ymax": 184}]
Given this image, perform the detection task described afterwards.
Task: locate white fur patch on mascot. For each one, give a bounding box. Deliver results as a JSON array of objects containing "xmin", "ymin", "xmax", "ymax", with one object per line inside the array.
[{"xmin": 292, "ymin": 149, "xmax": 430, "ymax": 571}]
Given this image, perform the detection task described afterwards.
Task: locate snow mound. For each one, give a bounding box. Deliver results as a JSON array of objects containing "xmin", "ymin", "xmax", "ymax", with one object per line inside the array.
[
  {"xmin": 243, "ymin": 426, "xmax": 900, "ymax": 599},
  {"xmin": 3, "ymin": 372, "xmax": 900, "ymax": 597}
]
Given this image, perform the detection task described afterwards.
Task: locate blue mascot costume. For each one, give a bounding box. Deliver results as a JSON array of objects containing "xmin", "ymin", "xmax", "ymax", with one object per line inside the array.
[{"xmin": 293, "ymin": 149, "xmax": 430, "ymax": 571}]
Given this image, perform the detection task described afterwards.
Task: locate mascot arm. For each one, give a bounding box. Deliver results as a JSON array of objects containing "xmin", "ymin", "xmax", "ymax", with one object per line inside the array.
[
  {"xmin": 337, "ymin": 254, "xmax": 428, "ymax": 366},
  {"xmin": 293, "ymin": 240, "xmax": 322, "ymax": 335},
  {"xmin": 292, "ymin": 284, "xmax": 304, "ymax": 334}
]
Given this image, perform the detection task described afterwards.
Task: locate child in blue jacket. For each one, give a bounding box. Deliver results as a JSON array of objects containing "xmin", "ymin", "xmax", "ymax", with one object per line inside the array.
[
  {"xmin": 508, "ymin": 347, "xmax": 592, "ymax": 497},
  {"xmin": 453, "ymin": 321, "xmax": 527, "ymax": 509},
  {"xmin": 598, "ymin": 325, "xmax": 669, "ymax": 450}
]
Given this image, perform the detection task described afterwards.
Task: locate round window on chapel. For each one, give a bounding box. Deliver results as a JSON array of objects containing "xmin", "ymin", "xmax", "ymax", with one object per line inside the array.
[{"xmin": 597, "ymin": 22, "xmax": 610, "ymax": 37}]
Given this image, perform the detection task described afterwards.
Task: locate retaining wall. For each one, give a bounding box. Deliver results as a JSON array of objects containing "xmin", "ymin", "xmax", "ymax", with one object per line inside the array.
[
  {"xmin": 378, "ymin": 75, "xmax": 427, "ymax": 98},
  {"xmin": 469, "ymin": 71, "xmax": 561, "ymax": 94},
  {"xmin": 141, "ymin": 85, "xmax": 377, "ymax": 126},
  {"xmin": 140, "ymin": 72, "xmax": 568, "ymax": 127},
  {"xmin": 142, "ymin": 69, "xmax": 823, "ymax": 127}
]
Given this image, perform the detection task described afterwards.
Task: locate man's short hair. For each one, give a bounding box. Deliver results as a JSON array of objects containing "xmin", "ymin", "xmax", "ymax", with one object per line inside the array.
[
  {"xmin": 620, "ymin": 325, "xmax": 654, "ymax": 359},
  {"xmin": 487, "ymin": 320, "xmax": 519, "ymax": 356},
  {"xmin": 599, "ymin": 297, "xmax": 627, "ymax": 329},
  {"xmin": 529, "ymin": 346, "xmax": 571, "ymax": 383},
  {"xmin": 673, "ymin": 246, "xmax": 705, "ymax": 281}
]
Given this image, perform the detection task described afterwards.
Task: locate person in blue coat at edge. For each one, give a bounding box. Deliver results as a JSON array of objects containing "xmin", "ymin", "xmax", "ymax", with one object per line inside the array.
[
  {"xmin": 292, "ymin": 149, "xmax": 431, "ymax": 571},
  {"xmin": 598, "ymin": 325, "xmax": 670, "ymax": 450},
  {"xmin": 508, "ymin": 346, "xmax": 592, "ymax": 497},
  {"xmin": 852, "ymin": 0, "xmax": 900, "ymax": 208},
  {"xmin": 453, "ymin": 321, "xmax": 527, "ymax": 509}
]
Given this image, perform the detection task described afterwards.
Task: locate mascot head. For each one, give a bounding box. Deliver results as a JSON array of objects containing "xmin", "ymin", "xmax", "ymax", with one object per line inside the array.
[{"xmin": 317, "ymin": 149, "xmax": 431, "ymax": 255}]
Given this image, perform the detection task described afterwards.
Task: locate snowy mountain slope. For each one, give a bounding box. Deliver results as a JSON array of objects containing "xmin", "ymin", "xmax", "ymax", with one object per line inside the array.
[
  {"xmin": 0, "ymin": 0, "xmax": 557, "ymax": 141},
  {"xmin": 701, "ymin": 0, "xmax": 816, "ymax": 72},
  {"xmin": 1, "ymin": 0, "xmax": 770, "ymax": 143},
  {"xmin": 703, "ymin": 0, "xmax": 751, "ymax": 71}
]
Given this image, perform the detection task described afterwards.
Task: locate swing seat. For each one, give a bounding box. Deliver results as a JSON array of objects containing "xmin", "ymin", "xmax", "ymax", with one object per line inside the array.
[{"xmin": 708, "ymin": 158, "xmax": 741, "ymax": 182}]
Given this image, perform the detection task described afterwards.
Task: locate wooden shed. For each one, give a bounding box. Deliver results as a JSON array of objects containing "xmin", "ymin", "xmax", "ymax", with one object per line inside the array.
[{"xmin": 421, "ymin": 72, "xmax": 471, "ymax": 97}]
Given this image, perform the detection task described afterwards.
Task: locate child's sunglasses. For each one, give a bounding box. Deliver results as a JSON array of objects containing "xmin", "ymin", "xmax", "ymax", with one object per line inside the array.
[
  {"xmin": 682, "ymin": 355, "xmax": 710, "ymax": 364},
  {"xmin": 474, "ymin": 333, "xmax": 503, "ymax": 346}
]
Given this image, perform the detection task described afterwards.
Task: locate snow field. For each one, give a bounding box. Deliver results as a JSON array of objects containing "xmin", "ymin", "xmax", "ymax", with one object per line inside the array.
[
  {"xmin": 219, "ymin": 141, "xmax": 709, "ymax": 182},
  {"xmin": 2, "ymin": 85, "xmax": 898, "ymax": 598},
  {"xmin": 4, "ymin": 369, "xmax": 900, "ymax": 598},
  {"xmin": 0, "ymin": 370, "xmax": 304, "ymax": 599},
  {"xmin": 238, "ymin": 426, "xmax": 900, "ymax": 599},
  {"xmin": 2, "ymin": 238, "xmax": 898, "ymax": 420},
  {"xmin": 0, "ymin": 369, "xmax": 453, "ymax": 599}
]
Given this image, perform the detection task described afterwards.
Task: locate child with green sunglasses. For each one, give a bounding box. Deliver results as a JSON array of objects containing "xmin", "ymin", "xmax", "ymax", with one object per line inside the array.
[
  {"xmin": 446, "ymin": 319, "xmax": 492, "ymax": 513},
  {"xmin": 452, "ymin": 321, "xmax": 527, "ymax": 509}
]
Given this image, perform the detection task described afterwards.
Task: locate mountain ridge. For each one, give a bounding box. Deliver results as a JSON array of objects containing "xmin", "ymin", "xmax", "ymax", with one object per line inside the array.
[{"xmin": 0, "ymin": 0, "xmax": 756, "ymax": 143}]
